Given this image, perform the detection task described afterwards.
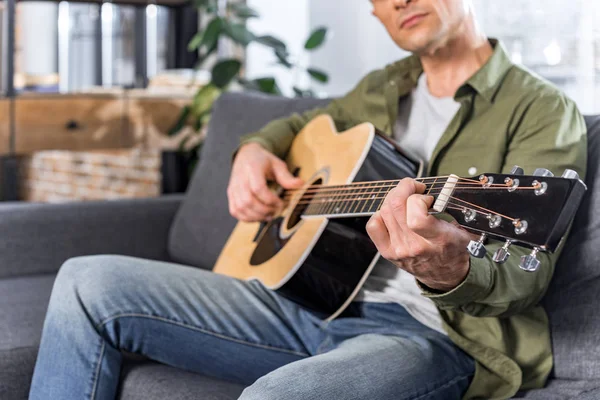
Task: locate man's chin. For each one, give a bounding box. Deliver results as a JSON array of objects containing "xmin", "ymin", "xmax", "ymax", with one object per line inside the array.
[
  {"xmin": 395, "ymin": 38, "xmax": 434, "ymax": 55},
  {"xmin": 395, "ymin": 31, "xmax": 446, "ymax": 56}
]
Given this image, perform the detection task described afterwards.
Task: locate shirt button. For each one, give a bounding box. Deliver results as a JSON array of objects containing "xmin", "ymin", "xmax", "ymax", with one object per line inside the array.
[
  {"xmin": 468, "ymin": 167, "xmax": 478, "ymax": 175},
  {"xmin": 389, "ymin": 80, "xmax": 396, "ymax": 86}
]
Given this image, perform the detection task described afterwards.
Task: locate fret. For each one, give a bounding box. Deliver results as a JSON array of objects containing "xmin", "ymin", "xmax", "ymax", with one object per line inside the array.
[
  {"xmin": 326, "ymin": 188, "xmax": 341, "ymax": 215},
  {"xmin": 366, "ymin": 182, "xmax": 385, "ymax": 214},
  {"xmin": 320, "ymin": 188, "xmax": 332, "ymax": 216},
  {"xmin": 344, "ymin": 185, "xmax": 360, "ymax": 215},
  {"xmin": 358, "ymin": 184, "xmax": 368, "ymax": 214},
  {"xmin": 335, "ymin": 188, "xmax": 347, "ymax": 215},
  {"xmin": 354, "ymin": 184, "xmax": 370, "ymax": 214},
  {"xmin": 364, "ymin": 183, "xmax": 379, "ymax": 214},
  {"xmin": 376, "ymin": 183, "xmax": 390, "ymax": 212},
  {"xmin": 332, "ymin": 185, "xmax": 352, "ymax": 216},
  {"xmin": 426, "ymin": 177, "xmax": 438, "ymax": 197},
  {"xmin": 375, "ymin": 183, "xmax": 389, "ymax": 212},
  {"xmin": 339, "ymin": 185, "xmax": 355, "ymax": 215}
]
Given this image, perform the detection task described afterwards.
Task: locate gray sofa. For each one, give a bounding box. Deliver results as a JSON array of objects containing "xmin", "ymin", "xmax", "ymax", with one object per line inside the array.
[{"xmin": 1, "ymin": 92, "xmax": 599, "ymax": 400}]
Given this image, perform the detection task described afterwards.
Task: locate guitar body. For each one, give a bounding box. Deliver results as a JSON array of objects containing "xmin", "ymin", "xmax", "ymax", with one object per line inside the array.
[{"xmin": 214, "ymin": 115, "xmax": 421, "ymax": 319}]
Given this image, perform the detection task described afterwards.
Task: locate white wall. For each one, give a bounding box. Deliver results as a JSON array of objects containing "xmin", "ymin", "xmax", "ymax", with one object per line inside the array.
[
  {"xmin": 246, "ymin": 0, "xmax": 407, "ymax": 98},
  {"xmin": 246, "ymin": 0, "xmax": 310, "ymax": 96},
  {"xmin": 308, "ymin": 0, "xmax": 408, "ymax": 97}
]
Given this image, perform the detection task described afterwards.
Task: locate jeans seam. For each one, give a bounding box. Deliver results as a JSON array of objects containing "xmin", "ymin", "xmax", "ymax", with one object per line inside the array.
[
  {"xmin": 409, "ymin": 373, "xmax": 473, "ymax": 400},
  {"xmin": 90, "ymin": 340, "xmax": 105, "ymax": 400},
  {"xmin": 97, "ymin": 313, "xmax": 310, "ymax": 358}
]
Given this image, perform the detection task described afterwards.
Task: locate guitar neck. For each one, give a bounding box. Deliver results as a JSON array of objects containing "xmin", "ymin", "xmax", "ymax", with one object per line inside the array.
[{"xmin": 301, "ymin": 176, "xmax": 451, "ymax": 219}]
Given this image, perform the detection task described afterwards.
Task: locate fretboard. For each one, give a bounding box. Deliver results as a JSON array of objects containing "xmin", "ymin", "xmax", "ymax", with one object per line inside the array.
[{"xmin": 302, "ymin": 178, "xmax": 446, "ymax": 218}]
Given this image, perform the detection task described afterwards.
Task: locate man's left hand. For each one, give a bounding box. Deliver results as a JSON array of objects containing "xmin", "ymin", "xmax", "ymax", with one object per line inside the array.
[{"xmin": 366, "ymin": 178, "xmax": 473, "ymax": 292}]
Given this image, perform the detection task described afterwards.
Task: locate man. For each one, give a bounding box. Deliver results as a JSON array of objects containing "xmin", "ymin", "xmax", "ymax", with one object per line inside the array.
[{"xmin": 30, "ymin": 0, "xmax": 586, "ymax": 399}]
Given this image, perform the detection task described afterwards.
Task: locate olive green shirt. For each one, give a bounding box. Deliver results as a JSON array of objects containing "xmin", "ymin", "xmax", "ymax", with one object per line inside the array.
[{"xmin": 237, "ymin": 40, "xmax": 587, "ymax": 399}]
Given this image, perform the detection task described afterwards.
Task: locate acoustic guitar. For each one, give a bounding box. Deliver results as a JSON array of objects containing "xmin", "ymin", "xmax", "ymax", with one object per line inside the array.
[{"xmin": 214, "ymin": 115, "xmax": 587, "ymax": 320}]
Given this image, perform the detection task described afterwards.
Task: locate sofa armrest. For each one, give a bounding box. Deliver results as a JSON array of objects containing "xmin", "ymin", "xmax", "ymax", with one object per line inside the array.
[{"xmin": 0, "ymin": 195, "xmax": 184, "ymax": 279}]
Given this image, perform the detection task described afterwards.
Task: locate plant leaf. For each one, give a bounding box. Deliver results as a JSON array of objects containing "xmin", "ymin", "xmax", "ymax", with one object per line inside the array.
[
  {"xmin": 304, "ymin": 27, "xmax": 328, "ymax": 50},
  {"xmin": 240, "ymin": 77, "xmax": 282, "ymax": 95},
  {"xmin": 168, "ymin": 105, "xmax": 191, "ymax": 136},
  {"xmin": 223, "ymin": 21, "xmax": 256, "ymax": 46},
  {"xmin": 307, "ymin": 67, "xmax": 329, "ymax": 83},
  {"xmin": 211, "ymin": 59, "xmax": 242, "ymax": 88},
  {"xmin": 292, "ymin": 87, "xmax": 304, "ymax": 97},
  {"xmin": 187, "ymin": 32, "xmax": 204, "ymax": 52},
  {"xmin": 274, "ymin": 48, "xmax": 293, "ymax": 69},
  {"xmin": 230, "ymin": 3, "xmax": 260, "ymax": 19},
  {"xmin": 197, "ymin": 17, "xmax": 223, "ymax": 52},
  {"xmin": 254, "ymin": 77, "xmax": 282, "ymax": 95},
  {"xmin": 192, "ymin": 84, "xmax": 222, "ymax": 115},
  {"xmin": 292, "ymin": 86, "xmax": 315, "ymax": 98},
  {"xmin": 255, "ymin": 35, "xmax": 286, "ymax": 51}
]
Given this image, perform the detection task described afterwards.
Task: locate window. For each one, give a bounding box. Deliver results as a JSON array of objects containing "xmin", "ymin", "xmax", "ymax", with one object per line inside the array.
[{"xmin": 474, "ymin": 0, "xmax": 600, "ymax": 114}]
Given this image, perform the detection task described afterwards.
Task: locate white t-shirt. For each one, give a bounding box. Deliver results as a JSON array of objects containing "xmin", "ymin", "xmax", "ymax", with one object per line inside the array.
[{"xmin": 354, "ymin": 73, "xmax": 461, "ymax": 334}]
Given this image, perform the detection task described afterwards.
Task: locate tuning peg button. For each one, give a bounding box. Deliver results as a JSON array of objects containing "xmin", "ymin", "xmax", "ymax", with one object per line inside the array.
[
  {"xmin": 533, "ymin": 168, "xmax": 554, "ymax": 177},
  {"xmin": 493, "ymin": 240, "xmax": 512, "ymax": 264},
  {"xmin": 510, "ymin": 166, "xmax": 524, "ymax": 175},
  {"xmin": 561, "ymin": 169, "xmax": 580, "ymax": 180},
  {"xmin": 520, "ymin": 248, "xmax": 541, "ymax": 272},
  {"xmin": 467, "ymin": 233, "xmax": 487, "ymax": 258}
]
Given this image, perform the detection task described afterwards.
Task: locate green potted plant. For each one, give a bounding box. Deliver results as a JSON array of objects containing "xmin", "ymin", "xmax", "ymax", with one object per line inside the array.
[{"xmin": 163, "ymin": 0, "xmax": 330, "ymax": 193}]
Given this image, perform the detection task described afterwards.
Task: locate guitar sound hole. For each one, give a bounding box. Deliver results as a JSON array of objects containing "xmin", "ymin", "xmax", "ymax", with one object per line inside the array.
[{"xmin": 287, "ymin": 178, "xmax": 323, "ymax": 230}]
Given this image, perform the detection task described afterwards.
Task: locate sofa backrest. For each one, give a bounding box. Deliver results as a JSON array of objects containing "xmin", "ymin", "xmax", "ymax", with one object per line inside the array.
[
  {"xmin": 169, "ymin": 91, "xmax": 600, "ymax": 380},
  {"xmin": 542, "ymin": 115, "xmax": 600, "ymax": 380},
  {"xmin": 168, "ymin": 92, "xmax": 330, "ymax": 269}
]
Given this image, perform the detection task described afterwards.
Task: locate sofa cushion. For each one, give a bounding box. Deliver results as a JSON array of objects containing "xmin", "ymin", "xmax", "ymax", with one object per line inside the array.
[
  {"xmin": 118, "ymin": 360, "xmax": 245, "ymax": 400},
  {"xmin": 0, "ymin": 347, "xmax": 39, "ymax": 400},
  {"xmin": 0, "ymin": 274, "xmax": 56, "ymax": 400},
  {"xmin": 168, "ymin": 93, "xmax": 330, "ymax": 269},
  {"xmin": 512, "ymin": 378, "xmax": 600, "ymax": 399},
  {"xmin": 541, "ymin": 115, "xmax": 600, "ymax": 380}
]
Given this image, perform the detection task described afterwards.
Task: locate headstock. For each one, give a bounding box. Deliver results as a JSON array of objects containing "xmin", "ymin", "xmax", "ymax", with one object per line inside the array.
[{"xmin": 435, "ymin": 166, "xmax": 587, "ymax": 272}]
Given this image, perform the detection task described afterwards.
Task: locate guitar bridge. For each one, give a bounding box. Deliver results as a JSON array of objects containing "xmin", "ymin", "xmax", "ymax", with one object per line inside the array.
[{"xmin": 431, "ymin": 174, "xmax": 459, "ymax": 214}]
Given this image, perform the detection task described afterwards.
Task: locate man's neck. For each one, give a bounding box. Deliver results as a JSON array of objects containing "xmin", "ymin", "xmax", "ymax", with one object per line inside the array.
[{"xmin": 418, "ymin": 18, "xmax": 493, "ymax": 98}]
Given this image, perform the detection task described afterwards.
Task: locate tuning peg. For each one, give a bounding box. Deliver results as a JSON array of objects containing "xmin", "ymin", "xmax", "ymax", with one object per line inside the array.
[
  {"xmin": 561, "ymin": 169, "xmax": 580, "ymax": 180},
  {"xmin": 520, "ymin": 248, "xmax": 541, "ymax": 272},
  {"xmin": 467, "ymin": 233, "xmax": 487, "ymax": 258},
  {"xmin": 510, "ymin": 166, "xmax": 524, "ymax": 175},
  {"xmin": 493, "ymin": 240, "xmax": 512, "ymax": 264},
  {"xmin": 533, "ymin": 168, "xmax": 554, "ymax": 177}
]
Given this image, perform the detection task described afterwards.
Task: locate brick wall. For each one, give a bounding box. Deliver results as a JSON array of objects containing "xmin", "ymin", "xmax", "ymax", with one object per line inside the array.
[{"xmin": 19, "ymin": 149, "xmax": 161, "ymax": 202}]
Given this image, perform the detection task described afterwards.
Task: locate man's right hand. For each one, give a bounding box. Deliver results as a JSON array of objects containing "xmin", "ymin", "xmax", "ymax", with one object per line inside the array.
[{"xmin": 227, "ymin": 143, "xmax": 304, "ymax": 222}]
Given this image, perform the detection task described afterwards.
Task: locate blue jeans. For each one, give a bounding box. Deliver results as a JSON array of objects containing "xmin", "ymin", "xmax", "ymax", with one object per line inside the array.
[{"xmin": 30, "ymin": 255, "xmax": 475, "ymax": 400}]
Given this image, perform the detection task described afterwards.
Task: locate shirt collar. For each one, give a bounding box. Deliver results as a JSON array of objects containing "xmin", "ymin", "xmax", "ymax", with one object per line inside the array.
[{"xmin": 389, "ymin": 39, "xmax": 514, "ymax": 104}]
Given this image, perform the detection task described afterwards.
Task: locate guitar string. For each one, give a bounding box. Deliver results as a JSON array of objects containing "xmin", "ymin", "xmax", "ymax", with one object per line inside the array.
[
  {"xmin": 294, "ymin": 188, "xmax": 517, "ymax": 221},
  {"xmin": 281, "ymin": 176, "xmax": 503, "ymax": 196},
  {"xmin": 288, "ymin": 192, "xmax": 517, "ymax": 223},
  {"xmin": 281, "ymin": 175, "xmax": 479, "ymax": 195},
  {"xmin": 283, "ymin": 178, "xmax": 512, "ymax": 195},
  {"xmin": 283, "ymin": 186, "xmax": 538, "ymax": 207},
  {"xmin": 281, "ymin": 181, "xmax": 518, "ymax": 201},
  {"xmin": 292, "ymin": 199, "xmax": 502, "ymax": 223}
]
